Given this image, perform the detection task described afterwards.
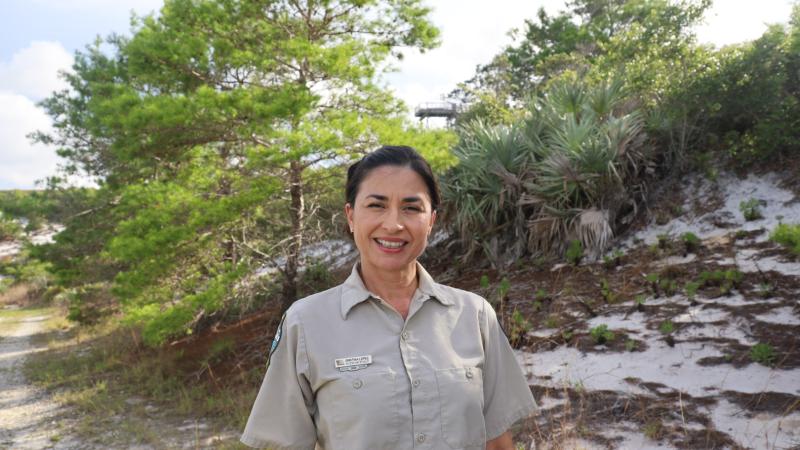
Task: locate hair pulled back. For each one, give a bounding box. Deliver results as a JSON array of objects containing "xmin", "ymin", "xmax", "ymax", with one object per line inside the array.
[{"xmin": 345, "ymin": 146, "xmax": 441, "ymax": 211}]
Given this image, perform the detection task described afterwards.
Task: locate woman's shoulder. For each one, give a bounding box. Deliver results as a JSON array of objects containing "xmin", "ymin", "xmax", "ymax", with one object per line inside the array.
[
  {"xmin": 283, "ymin": 284, "xmax": 344, "ymax": 322},
  {"xmin": 432, "ymin": 281, "xmax": 490, "ymax": 311}
]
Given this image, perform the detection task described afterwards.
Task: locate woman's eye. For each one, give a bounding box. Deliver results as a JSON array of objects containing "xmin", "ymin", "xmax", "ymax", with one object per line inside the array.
[
  {"xmin": 404, "ymin": 206, "xmax": 422, "ymax": 212},
  {"xmin": 367, "ymin": 203, "xmax": 383, "ymax": 209}
]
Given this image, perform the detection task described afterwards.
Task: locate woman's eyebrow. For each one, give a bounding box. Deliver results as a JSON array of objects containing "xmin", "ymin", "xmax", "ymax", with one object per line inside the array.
[{"xmin": 365, "ymin": 194, "xmax": 423, "ymax": 203}]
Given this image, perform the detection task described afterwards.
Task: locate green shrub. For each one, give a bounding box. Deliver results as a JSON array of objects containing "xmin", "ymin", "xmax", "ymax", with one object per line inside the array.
[
  {"xmin": 589, "ymin": 324, "xmax": 614, "ymax": 345},
  {"xmin": 0, "ymin": 216, "xmax": 22, "ymax": 241},
  {"xmin": 599, "ymin": 279, "xmax": 617, "ymax": 303},
  {"xmin": 444, "ymin": 79, "xmax": 647, "ymax": 264},
  {"xmin": 739, "ymin": 198, "xmax": 763, "ymax": 221},
  {"xmin": 602, "ymin": 249, "xmax": 624, "ymax": 268},
  {"xmin": 508, "ymin": 309, "xmax": 532, "ymax": 345},
  {"xmin": 681, "ymin": 232, "xmax": 701, "ymax": 253},
  {"xmin": 566, "ymin": 240, "xmax": 583, "ymax": 266},
  {"xmin": 770, "ymin": 223, "xmax": 800, "ymax": 255},
  {"xmin": 750, "ymin": 343, "xmax": 776, "ymax": 366},
  {"xmin": 684, "ymin": 281, "xmax": 701, "ymax": 300},
  {"xmin": 659, "ymin": 320, "xmax": 674, "ymax": 334},
  {"xmin": 698, "ymin": 269, "xmax": 743, "ymax": 295}
]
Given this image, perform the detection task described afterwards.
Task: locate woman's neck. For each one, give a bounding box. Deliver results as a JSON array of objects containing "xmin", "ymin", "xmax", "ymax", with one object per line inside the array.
[{"xmin": 359, "ymin": 261, "xmax": 418, "ymax": 318}]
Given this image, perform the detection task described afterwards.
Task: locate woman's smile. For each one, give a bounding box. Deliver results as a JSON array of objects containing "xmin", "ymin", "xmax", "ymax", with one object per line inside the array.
[{"xmin": 374, "ymin": 238, "xmax": 407, "ymax": 251}]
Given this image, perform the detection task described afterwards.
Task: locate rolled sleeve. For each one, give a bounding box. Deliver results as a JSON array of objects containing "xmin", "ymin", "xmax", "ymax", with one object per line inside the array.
[
  {"xmin": 241, "ymin": 308, "xmax": 317, "ymax": 449},
  {"xmin": 480, "ymin": 301, "xmax": 537, "ymax": 440}
]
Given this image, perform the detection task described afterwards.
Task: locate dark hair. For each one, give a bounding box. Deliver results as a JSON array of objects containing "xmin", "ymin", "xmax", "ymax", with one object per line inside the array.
[{"xmin": 346, "ymin": 145, "xmax": 441, "ymax": 211}]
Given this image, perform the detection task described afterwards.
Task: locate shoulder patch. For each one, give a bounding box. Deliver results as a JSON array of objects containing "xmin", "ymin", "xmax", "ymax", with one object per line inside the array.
[{"xmin": 267, "ymin": 312, "xmax": 287, "ymax": 367}]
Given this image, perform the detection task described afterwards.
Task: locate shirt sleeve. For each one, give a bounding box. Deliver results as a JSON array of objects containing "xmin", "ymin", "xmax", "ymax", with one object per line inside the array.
[
  {"xmin": 241, "ymin": 307, "xmax": 317, "ymax": 449},
  {"xmin": 480, "ymin": 300, "xmax": 538, "ymax": 440}
]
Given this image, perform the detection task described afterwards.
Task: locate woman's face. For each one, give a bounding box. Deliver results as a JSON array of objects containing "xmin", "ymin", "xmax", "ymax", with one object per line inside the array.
[{"xmin": 345, "ymin": 165, "xmax": 437, "ymax": 276}]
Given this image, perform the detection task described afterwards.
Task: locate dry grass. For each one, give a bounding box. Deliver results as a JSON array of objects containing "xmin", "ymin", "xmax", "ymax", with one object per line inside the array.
[{"xmin": 18, "ymin": 305, "xmax": 253, "ymax": 448}]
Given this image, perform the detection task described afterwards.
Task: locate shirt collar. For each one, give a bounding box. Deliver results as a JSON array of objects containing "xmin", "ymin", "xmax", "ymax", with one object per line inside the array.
[{"xmin": 340, "ymin": 261, "xmax": 454, "ymax": 319}]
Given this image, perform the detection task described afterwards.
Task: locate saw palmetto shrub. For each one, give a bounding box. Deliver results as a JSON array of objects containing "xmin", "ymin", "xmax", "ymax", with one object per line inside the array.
[{"xmin": 444, "ymin": 79, "xmax": 651, "ymax": 266}]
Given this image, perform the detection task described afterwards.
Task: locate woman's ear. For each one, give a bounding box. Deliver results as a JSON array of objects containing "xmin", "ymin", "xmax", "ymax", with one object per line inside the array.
[
  {"xmin": 345, "ymin": 203, "xmax": 354, "ymax": 233},
  {"xmin": 429, "ymin": 209, "xmax": 437, "ymax": 233}
]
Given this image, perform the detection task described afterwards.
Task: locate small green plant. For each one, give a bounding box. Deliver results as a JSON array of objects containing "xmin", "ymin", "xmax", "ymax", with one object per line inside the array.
[
  {"xmin": 508, "ymin": 309, "xmax": 532, "ymax": 345},
  {"xmin": 589, "ymin": 324, "xmax": 615, "ymax": 345},
  {"xmin": 659, "ymin": 278, "xmax": 678, "ymax": 296},
  {"xmin": 561, "ymin": 329, "xmax": 574, "ymax": 342},
  {"xmin": 659, "ymin": 319, "xmax": 675, "ymax": 334},
  {"xmin": 739, "ymin": 198, "xmax": 763, "ymax": 221},
  {"xmin": 681, "ymin": 232, "xmax": 701, "ymax": 253},
  {"xmin": 644, "ymin": 273, "xmax": 659, "ymax": 295},
  {"xmin": 770, "ymin": 223, "xmax": 800, "ymax": 256},
  {"xmin": 479, "ymin": 274, "xmax": 490, "ymax": 289},
  {"xmin": 498, "ymin": 278, "xmax": 511, "ymax": 298},
  {"xmin": 750, "ymin": 343, "xmax": 776, "ymax": 366},
  {"xmin": 566, "ymin": 239, "xmax": 583, "ymax": 265},
  {"xmin": 625, "ymin": 339, "xmax": 637, "ymax": 352},
  {"xmin": 602, "ymin": 249, "xmax": 624, "ymax": 269},
  {"xmin": 698, "ymin": 269, "xmax": 743, "ymax": 296},
  {"xmin": 544, "ymin": 314, "xmax": 560, "ymax": 329},
  {"xmin": 656, "ymin": 233, "xmax": 671, "ymax": 249},
  {"xmin": 599, "ymin": 279, "xmax": 617, "ymax": 303},
  {"xmin": 535, "ymin": 288, "xmax": 549, "ymax": 302},
  {"xmin": 756, "ymin": 282, "xmax": 774, "ymax": 299},
  {"xmin": 684, "ymin": 281, "xmax": 701, "ymax": 300},
  {"xmin": 634, "ymin": 294, "xmax": 647, "ymax": 312},
  {"xmin": 643, "ymin": 420, "xmax": 663, "ymax": 440}
]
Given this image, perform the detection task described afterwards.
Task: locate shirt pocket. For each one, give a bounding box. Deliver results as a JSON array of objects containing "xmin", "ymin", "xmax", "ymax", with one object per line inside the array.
[
  {"xmin": 435, "ymin": 367, "xmax": 486, "ymax": 449},
  {"xmin": 326, "ymin": 370, "xmax": 400, "ymax": 450}
]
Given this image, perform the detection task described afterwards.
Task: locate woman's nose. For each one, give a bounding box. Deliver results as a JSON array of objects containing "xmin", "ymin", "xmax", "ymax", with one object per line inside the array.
[{"xmin": 382, "ymin": 207, "xmax": 404, "ymax": 231}]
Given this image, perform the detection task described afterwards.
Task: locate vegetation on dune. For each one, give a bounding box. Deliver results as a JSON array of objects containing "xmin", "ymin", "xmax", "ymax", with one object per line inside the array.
[
  {"xmin": 770, "ymin": 223, "xmax": 800, "ymax": 256},
  {"xmin": 444, "ymin": 80, "xmax": 648, "ymax": 266}
]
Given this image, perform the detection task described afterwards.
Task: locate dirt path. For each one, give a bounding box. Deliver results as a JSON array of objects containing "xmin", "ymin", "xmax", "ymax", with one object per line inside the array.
[{"xmin": 0, "ymin": 310, "xmax": 80, "ymax": 449}]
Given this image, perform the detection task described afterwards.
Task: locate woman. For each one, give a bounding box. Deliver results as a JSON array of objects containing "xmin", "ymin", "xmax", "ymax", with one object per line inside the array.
[{"xmin": 241, "ymin": 146, "xmax": 536, "ymax": 450}]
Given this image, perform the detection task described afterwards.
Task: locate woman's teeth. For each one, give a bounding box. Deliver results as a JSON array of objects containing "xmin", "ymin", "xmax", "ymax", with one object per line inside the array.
[{"xmin": 376, "ymin": 239, "xmax": 404, "ymax": 249}]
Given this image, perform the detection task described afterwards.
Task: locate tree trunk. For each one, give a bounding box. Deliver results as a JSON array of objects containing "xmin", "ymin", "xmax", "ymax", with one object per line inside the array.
[{"xmin": 281, "ymin": 160, "xmax": 304, "ymax": 310}]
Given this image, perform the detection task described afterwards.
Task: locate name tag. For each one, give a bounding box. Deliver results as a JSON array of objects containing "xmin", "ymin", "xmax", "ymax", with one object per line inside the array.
[{"xmin": 334, "ymin": 355, "xmax": 372, "ymax": 372}]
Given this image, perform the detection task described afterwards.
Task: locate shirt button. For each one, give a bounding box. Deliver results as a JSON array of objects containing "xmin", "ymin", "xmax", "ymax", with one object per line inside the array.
[
  {"xmin": 416, "ymin": 433, "xmax": 426, "ymax": 443},
  {"xmin": 412, "ymin": 379, "xmax": 421, "ymax": 388},
  {"xmin": 401, "ymin": 331, "xmax": 409, "ymax": 340},
  {"xmin": 466, "ymin": 368, "xmax": 473, "ymax": 379},
  {"xmin": 352, "ymin": 379, "xmax": 363, "ymax": 389}
]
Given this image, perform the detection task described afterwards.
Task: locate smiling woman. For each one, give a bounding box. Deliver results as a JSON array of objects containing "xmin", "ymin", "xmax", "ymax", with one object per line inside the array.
[{"xmin": 241, "ymin": 146, "xmax": 537, "ymax": 450}]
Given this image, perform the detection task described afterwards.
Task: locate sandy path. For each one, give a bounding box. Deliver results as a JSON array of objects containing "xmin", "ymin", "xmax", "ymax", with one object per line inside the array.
[{"xmin": 0, "ymin": 312, "xmax": 79, "ymax": 449}]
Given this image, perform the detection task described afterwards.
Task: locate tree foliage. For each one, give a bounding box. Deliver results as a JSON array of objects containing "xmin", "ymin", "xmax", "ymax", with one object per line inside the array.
[{"xmin": 34, "ymin": 0, "xmax": 453, "ymax": 346}]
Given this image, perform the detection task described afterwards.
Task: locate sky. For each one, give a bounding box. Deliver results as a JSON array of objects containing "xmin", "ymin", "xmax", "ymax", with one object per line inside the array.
[{"xmin": 0, "ymin": 0, "xmax": 795, "ymax": 190}]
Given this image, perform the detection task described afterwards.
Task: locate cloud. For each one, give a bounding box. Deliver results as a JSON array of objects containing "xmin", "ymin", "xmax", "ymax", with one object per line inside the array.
[
  {"xmin": 0, "ymin": 92, "xmax": 61, "ymax": 189},
  {"xmin": 695, "ymin": 0, "xmax": 793, "ymax": 48},
  {"xmin": 0, "ymin": 41, "xmax": 73, "ymax": 101},
  {"xmin": 28, "ymin": 0, "xmax": 163, "ymax": 13}
]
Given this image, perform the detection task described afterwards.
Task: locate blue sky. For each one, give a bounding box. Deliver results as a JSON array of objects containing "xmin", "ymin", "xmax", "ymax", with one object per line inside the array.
[{"xmin": 0, "ymin": 0, "xmax": 794, "ymax": 189}]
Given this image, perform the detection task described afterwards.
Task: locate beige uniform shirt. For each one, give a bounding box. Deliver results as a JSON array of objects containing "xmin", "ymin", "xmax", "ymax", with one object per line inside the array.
[{"xmin": 241, "ymin": 263, "xmax": 536, "ymax": 450}]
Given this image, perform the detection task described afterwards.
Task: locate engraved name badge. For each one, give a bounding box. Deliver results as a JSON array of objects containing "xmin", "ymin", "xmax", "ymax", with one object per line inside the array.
[{"xmin": 334, "ymin": 355, "xmax": 373, "ymax": 372}]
